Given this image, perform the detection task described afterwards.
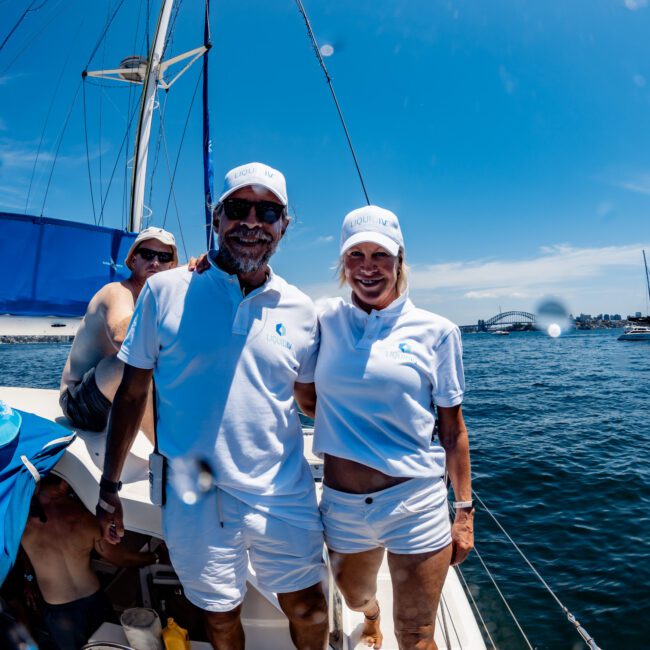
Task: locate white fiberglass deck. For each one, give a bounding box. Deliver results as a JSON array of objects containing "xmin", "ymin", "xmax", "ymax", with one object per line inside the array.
[{"xmin": 0, "ymin": 385, "xmax": 486, "ymax": 649}]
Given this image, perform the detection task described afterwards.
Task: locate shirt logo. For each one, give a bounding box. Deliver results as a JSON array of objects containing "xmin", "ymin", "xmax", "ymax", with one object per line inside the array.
[
  {"xmin": 267, "ymin": 323, "xmax": 292, "ymax": 350},
  {"xmin": 384, "ymin": 341, "xmax": 415, "ymax": 363}
]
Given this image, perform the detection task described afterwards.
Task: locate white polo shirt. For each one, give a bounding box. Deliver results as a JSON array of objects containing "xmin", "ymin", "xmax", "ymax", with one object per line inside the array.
[
  {"xmin": 313, "ymin": 292, "xmax": 464, "ymax": 478},
  {"xmin": 118, "ymin": 259, "xmax": 321, "ymax": 530}
]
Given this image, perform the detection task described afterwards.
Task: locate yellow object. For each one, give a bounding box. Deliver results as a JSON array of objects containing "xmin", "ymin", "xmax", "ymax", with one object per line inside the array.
[{"xmin": 162, "ymin": 617, "xmax": 190, "ymax": 650}]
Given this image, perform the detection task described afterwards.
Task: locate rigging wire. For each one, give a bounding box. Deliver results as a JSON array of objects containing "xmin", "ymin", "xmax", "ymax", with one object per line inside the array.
[
  {"xmin": 455, "ymin": 564, "xmax": 497, "ymax": 649},
  {"xmin": 161, "ymin": 0, "xmax": 183, "ymax": 60},
  {"xmin": 39, "ymin": 79, "xmax": 82, "ymax": 216},
  {"xmin": 157, "ymin": 65, "xmax": 202, "ymax": 260},
  {"xmin": 0, "ymin": 0, "xmax": 48, "ymax": 53},
  {"xmin": 96, "ymin": 103, "xmax": 141, "ymax": 226},
  {"xmin": 147, "ymin": 92, "xmax": 169, "ymax": 215},
  {"xmin": 84, "ymin": 0, "xmax": 126, "ymax": 70},
  {"xmin": 24, "ymin": 14, "xmax": 85, "ymax": 215},
  {"xmin": 0, "ymin": 0, "xmax": 65, "ymax": 78},
  {"xmin": 82, "ymin": 81, "xmax": 98, "ymax": 224},
  {"xmin": 294, "ymin": 0, "xmax": 370, "ymax": 205},
  {"xmin": 472, "ymin": 490, "xmax": 603, "ymax": 650}
]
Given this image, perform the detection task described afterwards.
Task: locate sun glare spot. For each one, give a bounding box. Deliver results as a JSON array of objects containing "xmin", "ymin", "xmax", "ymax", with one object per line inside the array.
[
  {"xmin": 182, "ymin": 491, "xmax": 198, "ymax": 505},
  {"xmin": 320, "ymin": 44, "xmax": 334, "ymax": 57},
  {"xmin": 547, "ymin": 323, "xmax": 562, "ymax": 338}
]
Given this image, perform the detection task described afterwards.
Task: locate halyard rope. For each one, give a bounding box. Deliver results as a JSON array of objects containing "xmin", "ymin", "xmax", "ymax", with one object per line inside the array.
[{"xmin": 294, "ymin": 0, "xmax": 371, "ymax": 205}]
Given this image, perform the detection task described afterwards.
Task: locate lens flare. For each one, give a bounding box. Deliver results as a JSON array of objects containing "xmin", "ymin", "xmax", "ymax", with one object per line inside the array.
[
  {"xmin": 535, "ymin": 297, "xmax": 571, "ymax": 337},
  {"xmin": 547, "ymin": 323, "xmax": 562, "ymax": 338},
  {"xmin": 320, "ymin": 44, "xmax": 334, "ymax": 57}
]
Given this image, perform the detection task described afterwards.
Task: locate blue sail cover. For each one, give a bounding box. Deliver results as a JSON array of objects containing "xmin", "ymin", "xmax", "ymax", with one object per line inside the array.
[
  {"xmin": 0, "ymin": 407, "xmax": 75, "ymax": 584},
  {"xmin": 0, "ymin": 212, "xmax": 138, "ymax": 317}
]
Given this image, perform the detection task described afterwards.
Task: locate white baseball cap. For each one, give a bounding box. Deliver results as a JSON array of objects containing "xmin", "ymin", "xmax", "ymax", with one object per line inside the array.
[
  {"xmin": 125, "ymin": 227, "xmax": 178, "ymax": 270},
  {"xmin": 219, "ymin": 162, "xmax": 288, "ymax": 206},
  {"xmin": 0, "ymin": 400, "xmax": 21, "ymax": 449},
  {"xmin": 340, "ymin": 205, "xmax": 404, "ymax": 257}
]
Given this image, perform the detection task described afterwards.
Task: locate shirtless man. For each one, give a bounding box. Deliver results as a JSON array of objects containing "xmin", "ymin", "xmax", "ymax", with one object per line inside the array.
[
  {"xmin": 21, "ymin": 475, "xmax": 159, "ymax": 650},
  {"xmin": 59, "ymin": 227, "xmax": 177, "ymax": 436}
]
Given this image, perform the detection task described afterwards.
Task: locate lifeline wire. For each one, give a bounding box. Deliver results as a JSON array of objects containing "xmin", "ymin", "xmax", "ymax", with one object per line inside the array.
[
  {"xmin": 473, "ymin": 490, "xmax": 602, "ymax": 650},
  {"xmin": 294, "ymin": 0, "xmax": 370, "ymax": 205},
  {"xmin": 0, "ymin": 0, "xmax": 48, "ymax": 53}
]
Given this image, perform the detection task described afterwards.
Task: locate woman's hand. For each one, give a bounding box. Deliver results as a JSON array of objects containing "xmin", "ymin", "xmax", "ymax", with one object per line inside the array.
[
  {"xmin": 450, "ymin": 507, "xmax": 474, "ymax": 566},
  {"xmin": 188, "ymin": 252, "xmax": 210, "ymax": 273}
]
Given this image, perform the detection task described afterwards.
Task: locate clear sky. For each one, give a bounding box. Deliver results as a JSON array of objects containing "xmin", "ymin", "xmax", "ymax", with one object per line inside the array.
[{"xmin": 1, "ymin": 0, "xmax": 650, "ymax": 325}]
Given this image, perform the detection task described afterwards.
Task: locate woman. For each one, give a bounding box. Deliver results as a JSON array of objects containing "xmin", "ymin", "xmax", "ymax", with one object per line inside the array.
[{"xmin": 310, "ymin": 205, "xmax": 474, "ymax": 650}]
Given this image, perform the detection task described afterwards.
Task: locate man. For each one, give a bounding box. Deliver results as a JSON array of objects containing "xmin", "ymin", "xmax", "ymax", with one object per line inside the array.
[
  {"xmin": 96, "ymin": 162, "xmax": 328, "ymax": 650},
  {"xmin": 59, "ymin": 227, "xmax": 177, "ymax": 436},
  {"xmin": 21, "ymin": 475, "xmax": 159, "ymax": 649}
]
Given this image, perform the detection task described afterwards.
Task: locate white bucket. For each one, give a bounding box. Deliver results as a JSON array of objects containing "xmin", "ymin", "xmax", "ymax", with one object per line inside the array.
[{"xmin": 119, "ymin": 608, "xmax": 163, "ymax": 650}]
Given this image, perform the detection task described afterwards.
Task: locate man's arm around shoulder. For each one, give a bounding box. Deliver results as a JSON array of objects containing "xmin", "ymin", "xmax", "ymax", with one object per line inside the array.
[{"xmin": 96, "ymin": 364, "xmax": 153, "ymax": 544}]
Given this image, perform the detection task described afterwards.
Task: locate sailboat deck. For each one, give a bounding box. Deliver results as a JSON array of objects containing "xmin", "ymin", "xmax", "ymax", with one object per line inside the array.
[{"xmin": 0, "ymin": 386, "xmax": 486, "ymax": 649}]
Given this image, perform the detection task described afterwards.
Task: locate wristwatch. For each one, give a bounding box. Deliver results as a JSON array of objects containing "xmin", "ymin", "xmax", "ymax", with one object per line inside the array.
[
  {"xmin": 452, "ymin": 499, "xmax": 475, "ymax": 511},
  {"xmin": 99, "ymin": 476, "xmax": 122, "ymax": 494}
]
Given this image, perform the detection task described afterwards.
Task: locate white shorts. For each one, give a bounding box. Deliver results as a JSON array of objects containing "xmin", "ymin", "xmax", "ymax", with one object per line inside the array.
[
  {"xmin": 163, "ymin": 485, "xmax": 326, "ymax": 612},
  {"xmin": 320, "ymin": 477, "xmax": 451, "ymax": 555}
]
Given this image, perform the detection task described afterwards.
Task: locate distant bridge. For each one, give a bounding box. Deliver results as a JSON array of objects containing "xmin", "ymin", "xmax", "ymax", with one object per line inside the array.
[
  {"xmin": 460, "ymin": 310, "xmax": 537, "ymax": 332},
  {"xmin": 484, "ymin": 310, "xmax": 536, "ymax": 329}
]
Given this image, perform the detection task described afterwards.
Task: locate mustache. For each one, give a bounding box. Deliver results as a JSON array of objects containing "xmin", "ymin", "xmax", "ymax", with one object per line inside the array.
[{"xmin": 226, "ymin": 226, "xmax": 273, "ymax": 242}]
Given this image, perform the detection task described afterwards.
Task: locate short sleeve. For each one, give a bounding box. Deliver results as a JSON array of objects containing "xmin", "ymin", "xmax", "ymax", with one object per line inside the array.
[
  {"xmin": 431, "ymin": 326, "xmax": 465, "ymax": 407},
  {"xmin": 296, "ymin": 318, "xmax": 320, "ymax": 383},
  {"xmin": 117, "ymin": 283, "xmax": 160, "ymax": 369}
]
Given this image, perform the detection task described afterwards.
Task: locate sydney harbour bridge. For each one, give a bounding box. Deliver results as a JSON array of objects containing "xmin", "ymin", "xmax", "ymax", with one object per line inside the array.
[{"xmin": 461, "ymin": 310, "xmax": 536, "ymax": 332}]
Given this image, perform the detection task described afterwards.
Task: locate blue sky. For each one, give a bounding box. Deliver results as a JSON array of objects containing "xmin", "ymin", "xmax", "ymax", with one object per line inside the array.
[{"xmin": 1, "ymin": 0, "xmax": 650, "ymax": 325}]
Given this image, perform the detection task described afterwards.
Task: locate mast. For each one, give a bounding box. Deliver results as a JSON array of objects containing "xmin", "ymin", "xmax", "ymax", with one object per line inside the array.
[
  {"xmin": 642, "ymin": 250, "xmax": 650, "ymax": 300},
  {"xmin": 129, "ymin": 0, "xmax": 175, "ymax": 233},
  {"xmin": 85, "ymin": 2, "xmax": 208, "ymax": 234}
]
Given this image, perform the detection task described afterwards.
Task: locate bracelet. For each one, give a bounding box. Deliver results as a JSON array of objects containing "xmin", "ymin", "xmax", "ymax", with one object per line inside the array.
[
  {"xmin": 452, "ymin": 500, "xmax": 474, "ymax": 509},
  {"xmin": 100, "ymin": 476, "xmax": 122, "ymax": 494}
]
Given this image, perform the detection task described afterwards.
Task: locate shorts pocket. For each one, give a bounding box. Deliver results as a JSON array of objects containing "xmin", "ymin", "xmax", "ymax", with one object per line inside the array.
[{"xmin": 398, "ymin": 484, "xmax": 446, "ymax": 515}]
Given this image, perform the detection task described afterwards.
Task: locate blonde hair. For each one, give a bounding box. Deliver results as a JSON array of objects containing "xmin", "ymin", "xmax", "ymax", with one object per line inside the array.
[{"xmin": 337, "ymin": 248, "xmax": 409, "ymax": 295}]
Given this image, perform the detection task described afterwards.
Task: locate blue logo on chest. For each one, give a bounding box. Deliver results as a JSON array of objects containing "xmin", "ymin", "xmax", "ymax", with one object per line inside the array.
[{"xmin": 267, "ymin": 323, "xmax": 292, "ymax": 350}]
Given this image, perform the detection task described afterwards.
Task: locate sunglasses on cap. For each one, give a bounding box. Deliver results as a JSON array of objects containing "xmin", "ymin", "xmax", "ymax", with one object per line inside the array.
[
  {"xmin": 136, "ymin": 247, "xmax": 174, "ymax": 264},
  {"xmin": 222, "ymin": 198, "xmax": 286, "ymax": 225}
]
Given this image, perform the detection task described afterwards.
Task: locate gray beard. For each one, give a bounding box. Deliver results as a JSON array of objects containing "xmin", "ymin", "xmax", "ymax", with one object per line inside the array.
[{"xmin": 216, "ymin": 235, "xmax": 278, "ymax": 275}]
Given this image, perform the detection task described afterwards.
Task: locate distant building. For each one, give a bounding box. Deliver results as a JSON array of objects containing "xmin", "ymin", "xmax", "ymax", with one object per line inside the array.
[
  {"xmin": 603, "ymin": 314, "xmax": 610, "ymax": 321},
  {"xmin": 635, "ymin": 311, "xmax": 642, "ymax": 318},
  {"xmin": 596, "ymin": 314, "xmax": 603, "ymax": 320},
  {"xmin": 612, "ymin": 314, "xmax": 622, "ymax": 321}
]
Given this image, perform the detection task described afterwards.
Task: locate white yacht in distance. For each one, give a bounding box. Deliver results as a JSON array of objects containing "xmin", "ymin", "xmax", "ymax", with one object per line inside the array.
[
  {"xmin": 618, "ymin": 250, "xmax": 650, "ymax": 342},
  {"xmin": 618, "ymin": 325, "xmax": 650, "ymax": 341}
]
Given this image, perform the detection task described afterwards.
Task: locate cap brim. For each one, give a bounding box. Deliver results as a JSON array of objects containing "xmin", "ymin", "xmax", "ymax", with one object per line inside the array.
[
  {"xmin": 340, "ymin": 232, "xmax": 400, "ymax": 256},
  {"xmin": 0, "ymin": 407, "xmax": 21, "ymax": 448},
  {"xmin": 219, "ymin": 184, "xmax": 287, "ymax": 206}
]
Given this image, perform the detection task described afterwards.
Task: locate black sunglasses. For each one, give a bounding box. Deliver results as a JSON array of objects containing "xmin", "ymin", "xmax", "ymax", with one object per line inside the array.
[
  {"xmin": 136, "ymin": 247, "xmax": 174, "ymax": 264},
  {"xmin": 222, "ymin": 198, "xmax": 286, "ymax": 224}
]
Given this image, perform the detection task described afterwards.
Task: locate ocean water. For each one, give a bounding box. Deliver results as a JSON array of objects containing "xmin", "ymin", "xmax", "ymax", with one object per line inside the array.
[{"xmin": 1, "ymin": 329, "xmax": 648, "ymax": 649}]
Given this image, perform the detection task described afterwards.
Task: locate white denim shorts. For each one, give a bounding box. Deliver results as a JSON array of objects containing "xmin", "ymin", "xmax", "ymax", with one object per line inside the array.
[
  {"xmin": 163, "ymin": 485, "xmax": 326, "ymax": 612},
  {"xmin": 320, "ymin": 477, "xmax": 451, "ymax": 555}
]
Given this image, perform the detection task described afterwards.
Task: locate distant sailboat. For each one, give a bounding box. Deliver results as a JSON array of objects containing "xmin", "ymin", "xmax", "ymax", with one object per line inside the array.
[{"xmin": 618, "ymin": 250, "xmax": 650, "ymax": 341}]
